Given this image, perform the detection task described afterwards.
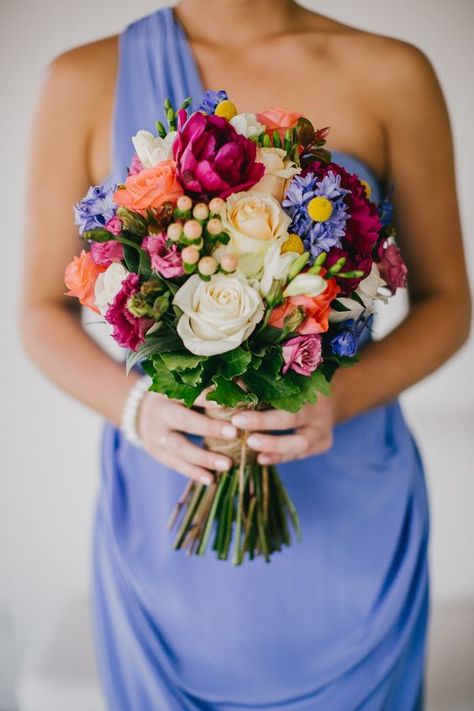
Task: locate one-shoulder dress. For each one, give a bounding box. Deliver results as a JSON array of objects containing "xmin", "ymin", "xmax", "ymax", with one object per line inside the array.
[{"xmin": 91, "ymin": 7, "xmax": 430, "ymax": 710}]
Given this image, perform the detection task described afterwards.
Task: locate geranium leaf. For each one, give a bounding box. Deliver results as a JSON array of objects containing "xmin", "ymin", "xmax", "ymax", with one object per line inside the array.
[
  {"xmin": 206, "ymin": 376, "xmax": 257, "ymax": 408},
  {"xmin": 218, "ymin": 347, "xmax": 252, "ymax": 379}
]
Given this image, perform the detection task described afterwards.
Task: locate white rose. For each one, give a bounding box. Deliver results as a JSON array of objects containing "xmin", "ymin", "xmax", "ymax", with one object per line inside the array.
[
  {"xmin": 253, "ymin": 147, "xmax": 301, "ymax": 201},
  {"xmin": 132, "ymin": 130, "xmax": 177, "ymax": 167},
  {"xmin": 94, "ymin": 262, "xmax": 129, "ymax": 316},
  {"xmin": 259, "ymin": 240, "xmax": 300, "ymax": 297},
  {"xmin": 229, "ymin": 112, "xmax": 265, "ymax": 138},
  {"xmin": 173, "ymin": 271, "xmax": 264, "ymax": 356},
  {"xmin": 219, "ymin": 191, "xmax": 291, "ymax": 276},
  {"xmin": 329, "ymin": 263, "xmax": 388, "ymax": 323},
  {"xmin": 283, "ymin": 272, "xmax": 327, "ymax": 298}
]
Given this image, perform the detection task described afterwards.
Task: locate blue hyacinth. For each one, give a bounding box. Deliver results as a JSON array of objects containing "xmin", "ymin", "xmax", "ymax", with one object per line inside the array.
[
  {"xmin": 283, "ymin": 171, "xmax": 351, "ymax": 259},
  {"xmin": 74, "ymin": 184, "xmax": 116, "ymax": 235},
  {"xmin": 198, "ymin": 89, "xmax": 228, "ymax": 115}
]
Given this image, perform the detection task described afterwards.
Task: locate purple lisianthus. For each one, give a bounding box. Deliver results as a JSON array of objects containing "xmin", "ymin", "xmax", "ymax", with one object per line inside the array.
[
  {"xmin": 105, "ymin": 273, "xmax": 152, "ymax": 351},
  {"xmin": 128, "ymin": 153, "xmax": 144, "ymax": 176},
  {"xmin": 142, "ymin": 234, "xmax": 184, "ymax": 279},
  {"xmin": 173, "ymin": 112, "xmax": 265, "ymax": 199},
  {"xmin": 283, "ymin": 171, "xmax": 351, "ymax": 259},
  {"xmin": 330, "ymin": 318, "xmax": 368, "ymax": 357},
  {"xmin": 105, "ymin": 216, "xmax": 122, "ymax": 235},
  {"xmin": 90, "ymin": 240, "xmax": 124, "ymax": 267},
  {"xmin": 282, "ymin": 334, "xmax": 323, "ymax": 376},
  {"xmin": 74, "ymin": 184, "xmax": 116, "ymax": 235},
  {"xmin": 198, "ymin": 89, "xmax": 228, "ymax": 115}
]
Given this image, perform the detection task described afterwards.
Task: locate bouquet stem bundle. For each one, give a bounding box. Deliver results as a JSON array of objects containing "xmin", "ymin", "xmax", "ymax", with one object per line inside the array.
[{"xmin": 167, "ymin": 407, "xmax": 302, "ymax": 565}]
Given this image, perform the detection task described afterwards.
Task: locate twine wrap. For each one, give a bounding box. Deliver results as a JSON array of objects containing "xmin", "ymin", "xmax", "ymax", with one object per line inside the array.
[{"xmin": 204, "ymin": 405, "xmax": 258, "ymax": 466}]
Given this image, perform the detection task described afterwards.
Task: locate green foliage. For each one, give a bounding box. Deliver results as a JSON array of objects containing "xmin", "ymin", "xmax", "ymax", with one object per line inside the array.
[
  {"xmin": 206, "ymin": 376, "xmax": 257, "ymax": 408},
  {"xmin": 217, "ymin": 346, "xmax": 252, "ymax": 379}
]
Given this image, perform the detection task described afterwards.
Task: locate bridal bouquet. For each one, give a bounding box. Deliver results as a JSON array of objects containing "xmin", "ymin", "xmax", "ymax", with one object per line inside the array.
[{"xmin": 65, "ymin": 90, "xmax": 406, "ymax": 565}]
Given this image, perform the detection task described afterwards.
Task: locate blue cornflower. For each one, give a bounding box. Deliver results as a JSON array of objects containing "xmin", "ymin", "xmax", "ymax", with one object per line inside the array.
[
  {"xmin": 198, "ymin": 89, "xmax": 228, "ymax": 115},
  {"xmin": 330, "ymin": 317, "xmax": 368, "ymax": 357},
  {"xmin": 283, "ymin": 171, "xmax": 351, "ymax": 259},
  {"xmin": 74, "ymin": 184, "xmax": 116, "ymax": 235}
]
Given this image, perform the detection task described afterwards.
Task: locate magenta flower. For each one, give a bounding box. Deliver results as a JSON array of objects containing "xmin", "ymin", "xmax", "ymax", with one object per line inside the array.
[
  {"xmin": 142, "ymin": 234, "xmax": 184, "ymax": 279},
  {"xmin": 105, "ymin": 273, "xmax": 152, "ymax": 351},
  {"xmin": 173, "ymin": 112, "xmax": 265, "ymax": 199},
  {"xmin": 377, "ymin": 243, "xmax": 407, "ymax": 294},
  {"xmin": 90, "ymin": 240, "xmax": 124, "ymax": 267},
  {"xmin": 325, "ymin": 247, "xmax": 373, "ymax": 296},
  {"xmin": 128, "ymin": 153, "xmax": 144, "ymax": 176},
  {"xmin": 282, "ymin": 334, "xmax": 323, "ymax": 377}
]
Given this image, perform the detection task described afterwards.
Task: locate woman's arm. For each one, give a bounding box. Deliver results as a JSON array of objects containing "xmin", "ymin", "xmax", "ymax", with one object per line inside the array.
[
  {"xmin": 19, "ymin": 45, "xmax": 236, "ymax": 484},
  {"xmin": 235, "ymin": 42, "xmax": 472, "ymax": 464}
]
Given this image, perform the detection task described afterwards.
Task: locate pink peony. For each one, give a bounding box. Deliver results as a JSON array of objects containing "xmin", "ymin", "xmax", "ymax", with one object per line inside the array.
[
  {"xmin": 173, "ymin": 112, "xmax": 265, "ymax": 199},
  {"xmin": 142, "ymin": 234, "xmax": 184, "ymax": 278},
  {"xmin": 105, "ymin": 273, "xmax": 152, "ymax": 351},
  {"xmin": 90, "ymin": 240, "xmax": 124, "ymax": 267},
  {"xmin": 282, "ymin": 334, "xmax": 323, "ymax": 376},
  {"xmin": 105, "ymin": 216, "xmax": 122, "ymax": 235},
  {"xmin": 377, "ymin": 243, "xmax": 407, "ymax": 294}
]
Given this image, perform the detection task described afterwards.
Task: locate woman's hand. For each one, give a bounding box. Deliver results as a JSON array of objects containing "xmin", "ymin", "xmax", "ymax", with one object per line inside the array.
[
  {"xmin": 137, "ymin": 391, "xmax": 237, "ymax": 485},
  {"xmin": 230, "ymin": 394, "xmax": 336, "ymax": 466}
]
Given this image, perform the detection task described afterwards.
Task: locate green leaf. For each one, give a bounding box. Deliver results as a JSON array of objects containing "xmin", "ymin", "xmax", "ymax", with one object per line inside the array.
[
  {"xmin": 179, "ymin": 363, "xmax": 205, "ymax": 387},
  {"xmin": 160, "ymin": 352, "xmax": 205, "ymax": 372},
  {"xmin": 206, "ymin": 376, "xmax": 257, "ymax": 408},
  {"xmin": 217, "ymin": 347, "xmax": 252, "ymax": 379},
  {"xmin": 271, "ymin": 368, "xmax": 331, "ymax": 412},
  {"xmin": 148, "ymin": 356, "xmax": 199, "ymax": 407},
  {"xmin": 331, "ymin": 299, "xmax": 352, "ymax": 312}
]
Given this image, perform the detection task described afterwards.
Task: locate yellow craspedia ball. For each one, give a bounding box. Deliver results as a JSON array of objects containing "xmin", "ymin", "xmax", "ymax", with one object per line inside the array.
[
  {"xmin": 359, "ymin": 179, "xmax": 372, "ymax": 199},
  {"xmin": 281, "ymin": 234, "xmax": 305, "ymax": 254},
  {"xmin": 215, "ymin": 100, "xmax": 238, "ymax": 120},
  {"xmin": 307, "ymin": 196, "xmax": 334, "ymax": 222}
]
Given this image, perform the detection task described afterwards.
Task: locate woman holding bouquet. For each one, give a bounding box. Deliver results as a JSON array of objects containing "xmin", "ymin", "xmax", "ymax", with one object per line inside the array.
[{"xmin": 20, "ymin": 0, "xmax": 470, "ymax": 709}]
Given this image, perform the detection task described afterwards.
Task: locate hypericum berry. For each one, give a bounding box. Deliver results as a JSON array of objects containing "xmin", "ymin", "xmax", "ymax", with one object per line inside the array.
[
  {"xmin": 193, "ymin": 202, "xmax": 209, "ymax": 221},
  {"xmin": 183, "ymin": 219, "xmax": 203, "ymax": 240},
  {"xmin": 207, "ymin": 218, "xmax": 223, "ymax": 236},
  {"xmin": 177, "ymin": 195, "xmax": 193, "ymax": 212},
  {"xmin": 181, "ymin": 246, "xmax": 200, "ymax": 264},
  {"xmin": 198, "ymin": 256, "xmax": 218, "ymax": 276},
  {"xmin": 220, "ymin": 253, "xmax": 238, "ymax": 272},
  {"xmin": 209, "ymin": 197, "xmax": 225, "ymax": 215},
  {"xmin": 167, "ymin": 222, "xmax": 182, "ymax": 241}
]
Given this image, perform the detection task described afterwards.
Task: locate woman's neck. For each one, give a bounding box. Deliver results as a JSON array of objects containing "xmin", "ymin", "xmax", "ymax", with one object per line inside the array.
[{"xmin": 173, "ymin": 0, "xmax": 303, "ymax": 47}]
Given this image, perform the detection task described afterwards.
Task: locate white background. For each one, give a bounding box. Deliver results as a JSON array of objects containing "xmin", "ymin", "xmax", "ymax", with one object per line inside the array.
[{"xmin": 1, "ymin": 0, "xmax": 473, "ymax": 707}]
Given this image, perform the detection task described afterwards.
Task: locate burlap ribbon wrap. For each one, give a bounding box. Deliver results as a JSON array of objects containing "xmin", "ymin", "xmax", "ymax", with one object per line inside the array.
[{"xmin": 204, "ymin": 405, "xmax": 258, "ymax": 466}]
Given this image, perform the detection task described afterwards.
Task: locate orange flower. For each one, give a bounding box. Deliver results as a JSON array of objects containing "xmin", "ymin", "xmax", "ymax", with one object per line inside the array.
[
  {"xmin": 113, "ymin": 159, "xmax": 183, "ymax": 212},
  {"xmin": 64, "ymin": 250, "xmax": 106, "ymax": 314},
  {"xmin": 256, "ymin": 108, "xmax": 303, "ymax": 140},
  {"xmin": 269, "ymin": 277, "xmax": 340, "ymax": 335}
]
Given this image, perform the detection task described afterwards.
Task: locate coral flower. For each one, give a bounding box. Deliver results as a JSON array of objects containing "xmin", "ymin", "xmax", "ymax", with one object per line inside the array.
[
  {"xmin": 257, "ymin": 108, "xmax": 303, "ymax": 140},
  {"xmin": 269, "ymin": 276, "xmax": 340, "ymax": 334},
  {"xmin": 113, "ymin": 159, "xmax": 183, "ymax": 212},
  {"xmin": 64, "ymin": 250, "xmax": 106, "ymax": 314}
]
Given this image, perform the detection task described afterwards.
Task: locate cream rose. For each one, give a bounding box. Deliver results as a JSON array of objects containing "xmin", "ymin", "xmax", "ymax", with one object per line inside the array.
[
  {"xmin": 220, "ymin": 191, "xmax": 291, "ymax": 276},
  {"xmin": 229, "ymin": 112, "xmax": 265, "ymax": 138},
  {"xmin": 94, "ymin": 262, "xmax": 129, "ymax": 316},
  {"xmin": 132, "ymin": 130, "xmax": 177, "ymax": 167},
  {"xmin": 259, "ymin": 240, "xmax": 301, "ymax": 297},
  {"xmin": 329, "ymin": 263, "xmax": 389, "ymax": 323},
  {"xmin": 173, "ymin": 271, "xmax": 264, "ymax": 356},
  {"xmin": 253, "ymin": 147, "xmax": 301, "ymax": 201}
]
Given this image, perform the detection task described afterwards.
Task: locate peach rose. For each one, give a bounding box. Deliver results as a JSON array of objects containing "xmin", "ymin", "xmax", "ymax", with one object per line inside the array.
[
  {"xmin": 269, "ymin": 276, "xmax": 340, "ymax": 334},
  {"xmin": 64, "ymin": 250, "xmax": 106, "ymax": 314},
  {"xmin": 257, "ymin": 108, "xmax": 303, "ymax": 140},
  {"xmin": 113, "ymin": 159, "xmax": 183, "ymax": 212}
]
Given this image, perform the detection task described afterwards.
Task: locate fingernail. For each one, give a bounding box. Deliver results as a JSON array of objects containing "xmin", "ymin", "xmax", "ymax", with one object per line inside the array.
[
  {"xmin": 221, "ymin": 424, "xmax": 237, "ymax": 439},
  {"xmin": 246, "ymin": 435, "xmax": 261, "ymax": 449},
  {"xmin": 215, "ymin": 458, "xmax": 230, "ymax": 471},
  {"xmin": 258, "ymin": 454, "xmax": 271, "ymax": 464},
  {"xmin": 232, "ymin": 414, "xmax": 248, "ymax": 427},
  {"xmin": 200, "ymin": 475, "xmax": 213, "ymax": 486}
]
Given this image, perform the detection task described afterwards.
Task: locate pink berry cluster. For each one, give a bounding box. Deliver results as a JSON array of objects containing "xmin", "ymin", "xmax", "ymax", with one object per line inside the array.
[{"xmin": 166, "ymin": 196, "xmax": 238, "ymax": 278}]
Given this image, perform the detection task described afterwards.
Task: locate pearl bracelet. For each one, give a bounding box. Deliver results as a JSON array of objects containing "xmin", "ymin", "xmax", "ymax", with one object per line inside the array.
[{"xmin": 120, "ymin": 374, "xmax": 151, "ymax": 447}]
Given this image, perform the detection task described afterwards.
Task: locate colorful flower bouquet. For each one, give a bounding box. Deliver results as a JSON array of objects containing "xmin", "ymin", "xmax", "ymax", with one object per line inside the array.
[{"xmin": 65, "ymin": 91, "xmax": 407, "ymax": 565}]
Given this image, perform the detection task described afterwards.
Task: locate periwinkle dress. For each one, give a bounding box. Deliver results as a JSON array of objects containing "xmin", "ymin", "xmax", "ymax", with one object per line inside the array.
[{"xmin": 91, "ymin": 7, "xmax": 430, "ymax": 710}]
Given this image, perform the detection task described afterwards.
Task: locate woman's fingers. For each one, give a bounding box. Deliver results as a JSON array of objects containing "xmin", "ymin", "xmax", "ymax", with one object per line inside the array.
[
  {"xmin": 248, "ymin": 427, "xmax": 333, "ymax": 465},
  {"xmin": 231, "ymin": 408, "xmax": 302, "ymax": 432},
  {"xmin": 151, "ymin": 430, "xmax": 232, "ymax": 473},
  {"xmin": 161, "ymin": 400, "xmax": 237, "ymax": 440}
]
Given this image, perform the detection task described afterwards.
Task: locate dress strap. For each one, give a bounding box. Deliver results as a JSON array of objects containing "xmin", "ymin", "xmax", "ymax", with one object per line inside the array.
[{"xmin": 112, "ymin": 6, "xmax": 203, "ymax": 182}]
